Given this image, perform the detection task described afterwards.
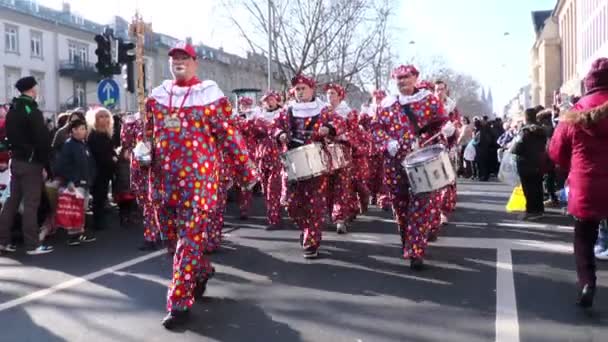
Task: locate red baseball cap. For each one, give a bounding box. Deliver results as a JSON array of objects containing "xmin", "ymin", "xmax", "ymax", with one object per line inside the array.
[{"xmin": 169, "ymin": 42, "xmax": 197, "ymax": 59}]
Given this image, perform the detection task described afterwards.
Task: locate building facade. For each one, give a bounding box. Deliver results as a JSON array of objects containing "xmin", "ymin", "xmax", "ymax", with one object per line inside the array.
[
  {"xmin": 555, "ymin": 0, "xmax": 580, "ymax": 95},
  {"xmin": 578, "ymin": 0, "xmax": 608, "ymax": 79},
  {"xmin": 1, "ymin": 0, "xmax": 286, "ymax": 117},
  {"xmin": 551, "ymin": 0, "xmax": 608, "ymax": 96},
  {"xmin": 503, "ymin": 84, "xmax": 532, "ymax": 120},
  {"xmin": 0, "ymin": 1, "xmax": 104, "ymax": 117},
  {"xmin": 530, "ymin": 10, "xmax": 562, "ymax": 107}
]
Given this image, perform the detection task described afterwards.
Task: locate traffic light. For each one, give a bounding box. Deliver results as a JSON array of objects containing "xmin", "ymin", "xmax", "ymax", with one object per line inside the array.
[
  {"xmin": 118, "ymin": 40, "xmax": 136, "ymax": 64},
  {"xmin": 123, "ymin": 61, "xmax": 135, "ymax": 94},
  {"xmin": 94, "ymin": 34, "xmax": 112, "ymax": 77}
]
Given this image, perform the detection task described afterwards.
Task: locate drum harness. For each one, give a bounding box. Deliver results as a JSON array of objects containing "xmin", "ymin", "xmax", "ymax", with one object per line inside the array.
[{"xmin": 284, "ymin": 108, "xmax": 339, "ymax": 182}]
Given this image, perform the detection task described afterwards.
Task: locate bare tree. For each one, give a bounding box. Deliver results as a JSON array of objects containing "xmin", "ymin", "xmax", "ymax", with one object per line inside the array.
[
  {"xmin": 408, "ymin": 56, "xmax": 489, "ymax": 117},
  {"xmin": 222, "ymin": 0, "xmax": 396, "ymax": 91}
]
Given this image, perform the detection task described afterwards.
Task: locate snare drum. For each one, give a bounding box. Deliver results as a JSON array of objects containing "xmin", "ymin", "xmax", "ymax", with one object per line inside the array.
[
  {"xmin": 402, "ymin": 144, "xmax": 456, "ymax": 194},
  {"xmin": 324, "ymin": 144, "xmax": 350, "ymax": 171},
  {"xmin": 282, "ymin": 143, "xmax": 327, "ymax": 182}
]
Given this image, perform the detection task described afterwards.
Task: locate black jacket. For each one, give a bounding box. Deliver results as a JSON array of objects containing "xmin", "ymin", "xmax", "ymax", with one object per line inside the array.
[
  {"xmin": 512, "ymin": 123, "xmax": 548, "ymax": 175},
  {"xmin": 5, "ymin": 95, "xmax": 51, "ymax": 167},
  {"xmin": 87, "ymin": 130, "xmax": 117, "ymax": 179},
  {"xmin": 54, "ymin": 138, "xmax": 96, "ymax": 187}
]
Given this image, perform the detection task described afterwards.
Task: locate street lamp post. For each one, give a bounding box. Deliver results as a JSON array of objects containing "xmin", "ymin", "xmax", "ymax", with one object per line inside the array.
[{"xmin": 267, "ymin": 0, "xmax": 272, "ymax": 90}]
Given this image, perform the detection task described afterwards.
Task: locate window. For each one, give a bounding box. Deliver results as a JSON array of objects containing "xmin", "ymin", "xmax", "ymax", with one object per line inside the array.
[
  {"xmin": 4, "ymin": 24, "xmax": 18, "ymax": 53},
  {"xmin": 4, "ymin": 67, "xmax": 21, "ymax": 100},
  {"xmin": 27, "ymin": 0, "xmax": 39, "ymax": 12},
  {"xmin": 74, "ymin": 82, "xmax": 86, "ymax": 107},
  {"xmin": 68, "ymin": 43, "xmax": 78, "ymax": 63},
  {"xmin": 31, "ymin": 71, "xmax": 45, "ymax": 106},
  {"xmin": 68, "ymin": 42, "xmax": 88, "ymax": 65},
  {"xmin": 71, "ymin": 14, "xmax": 85, "ymax": 25},
  {"xmin": 79, "ymin": 46, "xmax": 88, "ymax": 64},
  {"xmin": 30, "ymin": 31, "xmax": 42, "ymax": 58}
]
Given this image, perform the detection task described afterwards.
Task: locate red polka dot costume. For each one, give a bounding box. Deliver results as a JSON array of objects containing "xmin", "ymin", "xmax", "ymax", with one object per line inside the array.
[
  {"xmin": 137, "ymin": 76, "xmax": 255, "ymax": 313},
  {"xmin": 121, "ymin": 115, "xmax": 160, "ymax": 245},
  {"xmin": 250, "ymin": 97, "xmax": 284, "ymax": 226},
  {"xmin": 273, "ymin": 95, "xmax": 346, "ymax": 254},
  {"xmin": 360, "ymin": 92, "xmax": 391, "ymax": 210},
  {"xmin": 324, "ymin": 85, "xmax": 359, "ymax": 226},
  {"xmin": 371, "ymin": 65, "xmax": 447, "ymax": 262}
]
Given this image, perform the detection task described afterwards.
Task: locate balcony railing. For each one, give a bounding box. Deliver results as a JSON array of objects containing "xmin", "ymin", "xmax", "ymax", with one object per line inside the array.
[{"xmin": 58, "ymin": 59, "xmax": 100, "ymax": 81}]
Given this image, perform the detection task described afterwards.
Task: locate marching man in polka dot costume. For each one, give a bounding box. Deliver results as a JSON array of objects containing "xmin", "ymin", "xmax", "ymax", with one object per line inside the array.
[
  {"xmin": 434, "ymin": 81, "xmax": 460, "ymax": 226},
  {"xmin": 324, "ymin": 83, "xmax": 361, "ymax": 233},
  {"xmin": 250, "ymin": 90, "xmax": 284, "ymax": 229},
  {"xmin": 274, "ymin": 74, "xmax": 346, "ymax": 259},
  {"xmin": 371, "ymin": 64, "xmax": 447, "ymax": 270},
  {"xmin": 121, "ymin": 113, "xmax": 161, "ymax": 251},
  {"xmin": 361, "ymin": 89, "xmax": 391, "ymax": 211},
  {"xmin": 135, "ymin": 42, "xmax": 256, "ymax": 329}
]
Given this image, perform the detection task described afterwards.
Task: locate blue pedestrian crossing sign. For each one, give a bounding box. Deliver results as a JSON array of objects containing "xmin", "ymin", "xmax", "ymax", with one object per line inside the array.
[{"xmin": 97, "ymin": 79, "xmax": 120, "ymax": 109}]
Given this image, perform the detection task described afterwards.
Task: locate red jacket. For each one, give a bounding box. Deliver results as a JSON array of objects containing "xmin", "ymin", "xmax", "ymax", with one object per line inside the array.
[{"xmin": 549, "ymin": 90, "xmax": 608, "ymax": 220}]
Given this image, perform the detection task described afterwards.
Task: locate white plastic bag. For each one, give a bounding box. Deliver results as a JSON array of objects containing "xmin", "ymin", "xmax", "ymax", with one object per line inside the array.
[
  {"xmin": 0, "ymin": 169, "xmax": 9, "ymax": 206},
  {"xmin": 498, "ymin": 150, "xmax": 519, "ymax": 186},
  {"xmin": 463, "ymin": 141, "xmax": 476, "ymax": 161}
]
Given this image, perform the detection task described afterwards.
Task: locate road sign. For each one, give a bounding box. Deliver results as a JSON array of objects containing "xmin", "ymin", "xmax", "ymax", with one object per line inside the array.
[{"xmin": 97, "ymin": 79, "xmax": 119, "ymax": 109}]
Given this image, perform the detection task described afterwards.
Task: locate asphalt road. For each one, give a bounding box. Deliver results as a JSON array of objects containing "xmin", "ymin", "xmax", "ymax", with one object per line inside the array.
[{"xmin": 0, "ymin": 179, "xmax": 607, "ymax": 342}]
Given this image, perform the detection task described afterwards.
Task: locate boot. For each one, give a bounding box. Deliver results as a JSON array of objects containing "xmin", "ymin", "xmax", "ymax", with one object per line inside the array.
[
  {"xmin": 577, "ymin": 284, "xmax": 595, "ymax": 308},
  {"xmin": 161, "ymin": 310, "xmax": 189, "ymax": 330},
  {"xmin": 410, "ymin": 257, "xmax": 424, "ymax": 271}
]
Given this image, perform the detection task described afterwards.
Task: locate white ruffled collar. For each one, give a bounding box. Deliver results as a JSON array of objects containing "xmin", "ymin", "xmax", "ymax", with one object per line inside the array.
[
  {"xmin": 381, "ymin": 89, "xmax": 433, "ymax": 108},
  {"xmin": 332, "ymin": 101, "xmax": 352, "ymax": 118},
  {"xmin": 150, "ymin": 79, "xmax": 224, "ymax": 108},
  {"xmin": 238, "ymin": 107, "xmax": 260, "ymax": 120},
  {"xmin": 256, "ymin": 107, "xmax": 282, "ymax": 122},
  {"xmin": 290, "ymin": 98, "xmax": 326, "ymax": 118},
  {"xmin": 443, "ymin": 96, "xmax": 456, "ymax": 113}
]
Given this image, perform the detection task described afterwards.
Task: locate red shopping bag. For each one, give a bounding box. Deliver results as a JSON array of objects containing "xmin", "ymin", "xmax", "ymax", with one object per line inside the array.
[{"xmin": 54, "ymin": 187, "xmax": 85, "ymax": 231}]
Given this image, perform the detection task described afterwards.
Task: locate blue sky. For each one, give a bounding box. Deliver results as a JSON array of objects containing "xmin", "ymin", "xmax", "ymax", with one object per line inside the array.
[
  {"xmin": 39, "ymin": 0, "xmax": 558, "ymax": 112},
  {"xmin": 396, "ymin": 0, "xmax": 558, "ymax": 112}
]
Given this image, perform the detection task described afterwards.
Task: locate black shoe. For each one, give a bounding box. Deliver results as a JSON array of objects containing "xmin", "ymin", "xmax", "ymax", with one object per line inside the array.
[
  {"xmin": 68, "ymin": 234, "xmax": 96, "ymax": 246},
  {"xmin": 0, "ymin": 244, "xmax": 17, "ymax": 253},
  {"xmin": 265, "ymin": 223, "xmax": 282, "ymax": 231},
  {"xmin": 161, "ymin": 310, "xmax": 189, "ymax": 330},
  {"xmin": 193, "ymin": 267, "xmax": 215, "ymax": 299},
  {"xmin": 239, "ymin": 215, "xmax": 249, "ymax": 221},
  {"xmin": 427, "ymin": 232, "xmax": 438, "ymax": 242},
  {"xmin": 138, "ymin": 240, "xmax": 158, "ymax": 251},
  {"xmin": 410, "ymin": 258, "xmax": 424, "ymax": 271},
  {"xmin": 577, "ymin": 284, "xmax": 595, "ymax": 308},
  {"xmin": 299, "ymin": 233, "xmax": 304, "ymax": 247},
  {"xmin": 303, "ymin": 246, "xmax": 319, "ymax": 259}
]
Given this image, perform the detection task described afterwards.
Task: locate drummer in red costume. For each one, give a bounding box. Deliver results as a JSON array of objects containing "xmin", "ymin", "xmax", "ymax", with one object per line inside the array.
[
  {"xmin": 361, "ymin": 89, "xmax": 391, "ymax": 210},
  {"xmin": 250, "ymin": 90, "xmax": 284, "ymax": 229},
  {"xmin": 121, "ymin": 113, "xmax": 161, "ymax": 251},
  {"xmin": 135, "ymin": 42, "xmax": 256, "ymax": 328},
  {"xmin": 434, "ymin": 80, "xmax": 459, "ymax": 226},
  {"xmin": 324, "ymin": 83, "xmax": 358, "ymax": 233},
  {"xmin": 233, "ymin": 96, "xmax": 257, "ymax": 220},
  {"xmin": 274, "ymin": 74, "xmax": 345, "ymax": 258},
  {"xmin": 372, "ymin": 64, "xmax": 447, "ymax": 270}
]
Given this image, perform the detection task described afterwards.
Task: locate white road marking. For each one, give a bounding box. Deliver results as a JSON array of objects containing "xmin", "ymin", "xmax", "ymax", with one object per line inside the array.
[
  {"xmin": 0, "ymin": 250, "xmax": 165, "ymax": 313},
  {"xmin": 0, "ymin": 223, "xmax": 576, "ymax": 342},
  {"xmin": 495, "ymin": 248, "xmax": 520, "ymax": 342}
]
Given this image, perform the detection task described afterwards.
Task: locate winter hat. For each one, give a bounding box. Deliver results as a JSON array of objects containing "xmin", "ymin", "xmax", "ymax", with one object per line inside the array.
[
  {"xmin": 584, "ymin": 57, "xmax": 608, "ymax": 95},
  {"xmin": 15, "ymin": 76, "xmax": 37, "ymax": 93}
]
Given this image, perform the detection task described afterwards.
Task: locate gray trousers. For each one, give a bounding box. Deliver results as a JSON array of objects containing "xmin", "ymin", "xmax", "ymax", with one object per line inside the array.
[{"xmin": 0, "ymin": 159, "xmax": 43, "ymax": 249}]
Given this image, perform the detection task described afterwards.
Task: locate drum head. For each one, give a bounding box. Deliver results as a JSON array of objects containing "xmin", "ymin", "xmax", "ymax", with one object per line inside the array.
[{"xmin": 405, "ymin": 144, "xmax": 445, "ymax": 165}]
